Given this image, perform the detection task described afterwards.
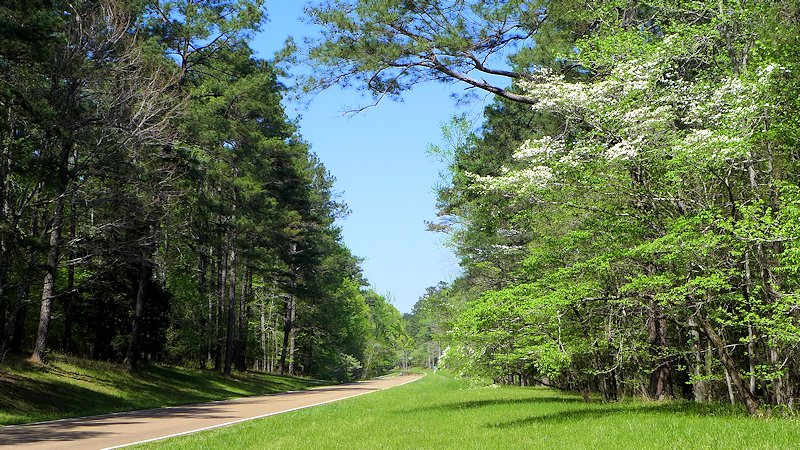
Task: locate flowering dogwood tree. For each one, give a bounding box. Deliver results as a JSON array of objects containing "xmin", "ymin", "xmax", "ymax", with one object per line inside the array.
[{"xmin": 432, "ymin": 1, "xmax": 800, "ymax": 414}]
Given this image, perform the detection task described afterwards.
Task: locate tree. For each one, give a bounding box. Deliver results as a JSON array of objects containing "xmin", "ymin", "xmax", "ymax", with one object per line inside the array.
[
  {"xmin": 304, "ymin": 0, "xmax": 591, "ymax": 107},
  {"xmin": 1, "ymin": 0, "xmax": 382, "ymax": 383},
  {"xmin": 426, "ymin": 0, "xmax": 800, "ymax": 414},
  {"xmin": 17, "ymin": 0, "xmax": 178, "ymax": 364}
]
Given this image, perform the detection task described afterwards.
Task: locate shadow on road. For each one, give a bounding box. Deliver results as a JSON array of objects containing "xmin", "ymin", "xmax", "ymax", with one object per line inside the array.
[{"xmin": 0, "ymin": 384, "xmax": 379, "ymax": 446}]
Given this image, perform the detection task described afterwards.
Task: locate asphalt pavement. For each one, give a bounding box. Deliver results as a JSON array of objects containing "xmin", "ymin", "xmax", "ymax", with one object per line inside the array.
[{"xmin": 0, "ymin": 373, "xmax": 422, "ymax": 449}]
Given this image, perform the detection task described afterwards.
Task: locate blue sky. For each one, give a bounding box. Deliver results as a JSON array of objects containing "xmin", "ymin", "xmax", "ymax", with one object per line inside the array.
[{"xmin": 251, "ymin": 3, "xmax": 494, "ymax": 313}]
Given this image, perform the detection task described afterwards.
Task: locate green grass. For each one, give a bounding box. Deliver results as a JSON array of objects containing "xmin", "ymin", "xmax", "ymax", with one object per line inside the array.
[
  {"xmin": 0, "ymin": 354, "xmax": 326, "ymax": 425},
  {"xmin": 138, "ymin": 371, "xmax": 800, "ymax": 449}
]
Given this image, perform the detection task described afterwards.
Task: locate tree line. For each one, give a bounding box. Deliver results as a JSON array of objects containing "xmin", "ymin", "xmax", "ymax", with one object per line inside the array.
[
  {"xmin": 305, "ymin": 0, "xmax": 800, "ymax": 413},
  {"xmin": 0, "ymin": 0, "xmax": 409, "ymax": 381}
]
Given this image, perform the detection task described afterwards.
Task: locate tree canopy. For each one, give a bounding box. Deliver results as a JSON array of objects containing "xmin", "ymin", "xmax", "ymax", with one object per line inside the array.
[
  {"xmin": 397, "ymin": 0, "xmax": 800, "ymax": 415},
  {"xmin": 0, "ymin": 0, "xmax": 408, "ymax": 382},
  {"xmin": 303, "ymin": 0, "xmax": 586, "ymax": 104}
]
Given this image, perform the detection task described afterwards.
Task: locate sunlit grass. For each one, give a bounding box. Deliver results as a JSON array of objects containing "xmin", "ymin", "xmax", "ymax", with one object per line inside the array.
[
  {"xmin": 139, "ymin": 371, "xmax": 800, "ymax": 449},
  {"xmin": 0, "ymin": 354, "xmax": 326, "ymax": 425}
]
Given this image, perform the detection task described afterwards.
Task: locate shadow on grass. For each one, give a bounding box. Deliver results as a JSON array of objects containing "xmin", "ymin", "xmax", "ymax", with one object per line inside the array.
[
  {"xmin": 408, "ymin": 396, "xmax": 584, "ymax": 414},
  {"xmin": 488, "ymin": 401, "xmax": 749, "ymax": 429},
  {"xmin": 135, "ymin": 365, "xmax": 327, "ymax": 402},
  {"xmin": 0, "ymin": 355, "xmax": 329, "ymax": 425},
  {"xmin": 0, "ymin": 376, "xmax": 129, "ymax": 422}
]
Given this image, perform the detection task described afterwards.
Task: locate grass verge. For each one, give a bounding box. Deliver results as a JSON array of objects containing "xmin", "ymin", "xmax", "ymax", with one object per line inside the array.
[
  {"xmin": 0, "ymin": 354, "xmax": 327, "ymax": 425},
  {"xmin": 137, "ymin": 371, "xmax": 800, "ymax": 449}
]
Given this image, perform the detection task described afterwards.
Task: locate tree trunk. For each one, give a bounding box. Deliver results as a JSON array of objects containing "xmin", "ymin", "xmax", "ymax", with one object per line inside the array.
[
  {"xmin": 304, "ymin": 330, "xmax": 313, "ymax": 376},
  {"xmin": 235, "ymin": 267, "xmax": 250, "ymax": 371},
  {"xmin": 4, "ymin": 267, "xmax": 33, "ymax": 356},
  {"xmin": 63, "ymin": 265, "xmax": 75, "ymax": 354},
  {"xmin": 9, "ymin": 303, "xmax": 27, "ymax": 354},
  {"xmin": 125, "ymin": 258, "xmax": 149, "ymax": 371},
  {"xmin": 260, "ymin": 297, "xmax": 267, "ymax": 371},
  {"xmin": 687, "ymin": 317, "xmax": 708, "ymax": 402},
  {"xmin": 125, "ymin": 221, "xmax": 157, "ymax": 372},
  {"xmin": 724, "ymin": 367, "xmax": 736, "ymax": 404},
  {"xmin": 273, "ymin": 317, "xmax": 280, "ymax": 373},
  {"xmin": 63, "ymin": 182, "xmax": 78, "ymax": 354},
  {"xmin": 0, "ymin": 108, "xmax": 12, "ymax": 339},
  {"xmin": 739, "ymin": 252, "xmax": 758, "ymax": 396},
  {"xmin": 279, "ymin": 293, "xmax": 295, "ymax": 376},
  {"xmin": 198, "ymin": 251, "xmax": 208, "ymax": 369},
  {"xmin": 770, "ymin": 346, "xmax": 785, "ymax": 404},
  {"xmin": 1, "ymin": 224, "xmax": 33, "ymax": 355},
  {"xmin": 647, "ymin": 298, "xmax": 672, "ymax": 400},
  {"xmin": 223, "ymin": 246, "xmax": 236, "ymax": 376},
  {"xmin": 0, "ymin": 255, "xmax": 7, "ymax": 353},
  {"xmin": 214, "ymin": 245, "xmax": 226, "ymax": 371},
  {"xmin": 697, "ymin": 314, "xmax": 759, "ymax": 415},
  {"xmin": 288, "ymin": 299, "xmax": 297, "ymax": 375},
  {"xmin": 30, "ymin": 141, "xmax": 71, "ymax": 364}
]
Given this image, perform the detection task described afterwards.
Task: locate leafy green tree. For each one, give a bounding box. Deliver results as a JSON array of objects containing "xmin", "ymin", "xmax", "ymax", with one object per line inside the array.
[
  {"xmin": 0, "ymin": 0, "xmax": 386, "ymax": 385},
  {"xmin": 419, "ymin": 0, "xmax": 800, "ymax": 415},
  {"xmin": 305, "ymin": 0, "xmax": 593, "ymax": 106}
]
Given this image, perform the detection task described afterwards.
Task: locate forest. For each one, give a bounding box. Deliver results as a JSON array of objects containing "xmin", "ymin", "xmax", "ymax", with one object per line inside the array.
[
  {"xmin": 0, "ymin": 0, "xmax": 408, "ymax": 383},
  {"xmin": 4, "ymin": 0, "xmax": 800, "ymax": 418},
  {"xmin": 366, "ymin": 0, "xmax": 800, "ymax": 415}
]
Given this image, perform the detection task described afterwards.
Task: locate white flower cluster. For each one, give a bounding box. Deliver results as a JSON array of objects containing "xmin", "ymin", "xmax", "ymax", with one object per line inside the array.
[
  {"xmin": 467, "ymin": 165, "xmax": 554, "ymax": 194},
  {"xmin": 605, "ymin": 140, "xmax": 637, "ymax": 160},
  {"xmin": 674, "ymin": 129, "xmax": 746, "ymax": 163},
  {"xmin": 485, "ymin": 32, "xmax": 791, "ymax": 199},
  {"xmin": 518, "ymin": 56, "xmax": 674, "ymax": 163},
  {"xmin": 612, "ymin": 57, "xmax": 663, "ymax": 95},
  {"xmin": 513, "ymin": 136, "xmax": 564, "ymax": 160},
  {"xmin": 522, "ymin": 58, "xmax": 664, "ymax": 117},
  {"xmin": 688, "ymin": 64, "xmax": 787, "ymax": 132},
  {"xmin": 519, "ymin": 69, "xmax": 591, "ymax": 115}
]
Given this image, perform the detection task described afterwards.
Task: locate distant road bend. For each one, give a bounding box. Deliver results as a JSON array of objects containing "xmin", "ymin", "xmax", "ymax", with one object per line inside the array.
[{"xmin": 0, "ymin": 373, "xmax": 423, "ymax": 449}]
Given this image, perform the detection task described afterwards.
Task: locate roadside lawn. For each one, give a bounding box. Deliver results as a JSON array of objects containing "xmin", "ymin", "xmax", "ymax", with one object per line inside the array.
[
  {"xmin": 0, "ymin": 354, "xmax": 326, "ymax": 425},
  {"xmin": 137, "ymin": 371, "xmax": 800, "ymax": 449}
]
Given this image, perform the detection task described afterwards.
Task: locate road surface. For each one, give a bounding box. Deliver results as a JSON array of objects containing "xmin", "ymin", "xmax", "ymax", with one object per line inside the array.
[{"xmin": 0, "ymin": 374, "xmax": 422, "ymax": 449}]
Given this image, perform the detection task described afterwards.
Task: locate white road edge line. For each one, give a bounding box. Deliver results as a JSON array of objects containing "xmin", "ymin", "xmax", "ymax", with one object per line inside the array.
[
  {"xmin": 4, "ymin": 379, "xmax": 378, "ymax": 429},
  {"xmin": 104, "ymin": 375, "xmax": 423, "ymax": 449}
]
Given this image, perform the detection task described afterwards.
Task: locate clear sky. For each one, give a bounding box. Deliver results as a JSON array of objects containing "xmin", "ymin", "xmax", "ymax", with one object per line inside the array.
[{"xmin": 249, "ymin": 3, "xmax": 496, "ymax": 313}]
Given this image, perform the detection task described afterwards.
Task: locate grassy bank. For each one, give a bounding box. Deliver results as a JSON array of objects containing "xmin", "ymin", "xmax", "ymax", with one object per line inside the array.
[
  {"xmin": 139, "ymin": 371, "xmax": 800, "ymax": 449},
  {"xmin": 0, "ymin": 354, "xmax": 326, "ymax": 425}
]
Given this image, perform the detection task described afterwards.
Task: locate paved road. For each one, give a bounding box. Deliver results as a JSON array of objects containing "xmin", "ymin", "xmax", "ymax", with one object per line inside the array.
[{"xmin": 0, "ymin": 374, "xmax": 422, "ymax": 449}]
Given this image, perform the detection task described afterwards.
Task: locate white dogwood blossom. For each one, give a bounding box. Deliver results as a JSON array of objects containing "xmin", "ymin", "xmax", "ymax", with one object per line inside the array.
[
  {"xmin": 675, "ymin": 129, "xmax": 747, "ymax": 162},
  {"xmin": 467, "ymin": 165, "xmax": 554, "ymax": 195},
  {"xmin": 513, "ymin": 136, "xmax": 564, "ymax": 160},
  {"xmin": 487, "ymin": 34, "xmax": 791, "ymax": 202},
  {"xmin": 605, "ymin": 140, "xmax": 637, "ymax": 160}
]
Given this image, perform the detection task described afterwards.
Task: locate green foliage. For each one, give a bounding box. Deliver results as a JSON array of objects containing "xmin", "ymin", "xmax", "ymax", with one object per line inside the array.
[
  {"xmin": 304, "ymin": 0, "xmax": 585, "ymax": 105},
  {"xmin": 0, "ymin": 0, "xmax": 392, "ymax": 388},
  {"xmin": 361, "ymin": 291, "xmax": 408, "ymax": 376},
  {"xmin": 411, "ymin": 0, "xmax": 800, "ymax": 413},
  {"xmin": 136, "ymin": 372, "xmax": 800, "ymax": 449}
]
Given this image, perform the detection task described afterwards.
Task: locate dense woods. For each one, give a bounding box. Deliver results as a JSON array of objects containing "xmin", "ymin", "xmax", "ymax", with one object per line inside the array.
[
  {"xmin": 306, "ymin": 0, "xmax": 800, "ymax": 413},
  {"xmin": 0, "ymin": 0, "xmax": 409, "ymax": 382},
  {"xmin": 5, "ymin": 0, "xmax": 800, "ymax": 418}
]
